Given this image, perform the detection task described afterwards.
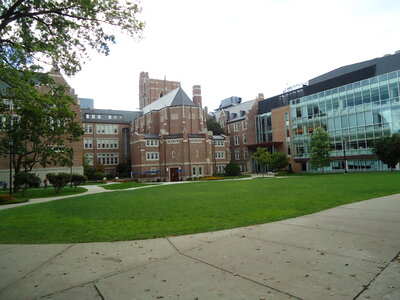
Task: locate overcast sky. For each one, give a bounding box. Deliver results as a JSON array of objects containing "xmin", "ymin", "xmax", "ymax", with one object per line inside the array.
[{"xmin": 68, "ymin": 0, "xmax": 400, "ymax": 112}]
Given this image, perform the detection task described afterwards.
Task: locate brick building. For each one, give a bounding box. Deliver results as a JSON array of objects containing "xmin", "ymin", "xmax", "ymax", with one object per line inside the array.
[
  {"xmin": 139, "ymin": 72, "xmax": 181, "ymax": 109},
  {"xmin": 131, "ymin": 86, "xmax": 230, "ymax": 181},
  {"xmin": 212, "ymin": 94, "xmax": 263, "ymax": 172},
  {"xmin": 0, "ymin": 71, "xmax": 84, "ymax": 184},
  {"xmin": 81, "ymin": 108, "xmax": 141, "ymax": 176}
]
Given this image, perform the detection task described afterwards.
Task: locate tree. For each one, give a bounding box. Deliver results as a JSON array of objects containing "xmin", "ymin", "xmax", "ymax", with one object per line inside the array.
[
  {"xmin": 46, "ymin": 172, "xmax": 71, "ymax": 194},
  {"xmin": 373, "ymin": 133, "xmax": 400, "ymax": 171},
  {"xmin": 13, "ymin": 172, "xmax": 40, "ymax": 195},
  {"xmin": 309, "ymin": 127, "xmax": 332, "ymax": 171},
  {"xmin": 206, "ymin": 117, "xmax": 224, "ymax": 135},
  {"xmin": 269, "ymin": 152, "xmax": 289, "ymax": 172},
  {"xmin": 224, "ymin": 161, "xmax": 241, "ymax": 176},
  {"xmin": 252, "ymin": 147, "xmax": 270, "ymax": 177},
  {"xmin": 0, "ymin": 0, "xmax": 144, "ymax": 183},
  {"xmin": 71, "ymin": 173, "xmax": 87, "ymax": 188}
]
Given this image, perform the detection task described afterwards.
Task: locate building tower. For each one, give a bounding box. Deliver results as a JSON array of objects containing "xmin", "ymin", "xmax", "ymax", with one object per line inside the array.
[{"xmin": 193, "ymin": 85, "xmax": 202, "ymax": 107}]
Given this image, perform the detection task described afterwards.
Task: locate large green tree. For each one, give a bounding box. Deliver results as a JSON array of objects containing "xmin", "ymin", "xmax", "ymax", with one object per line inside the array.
[
  {"xmin": 252, "ymin": 147, "xmax": 270, "ymax": 176},
  {"xmin": 268, "ymin": 152, "xmax": 289, "ymax": 172},
  {"xmin": 0, "ymin": 0, "xmax": 144, "ymax": 182},
  {"xmin": 309, "ymin": 127, "xmax": 332, "ymax": 171},
  {"xmin": 206, "ymin": 117, "xmax": 224, "ymax": 135},
  {"xmin": 373, "ymin": 133, "xmax": 400, "ymax": 171}
]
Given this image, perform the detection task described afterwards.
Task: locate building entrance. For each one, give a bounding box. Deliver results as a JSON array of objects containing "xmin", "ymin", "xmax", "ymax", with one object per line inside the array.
[{"xmin": 170, "ymin": 168, "xmax": 180, "ymax": 182}]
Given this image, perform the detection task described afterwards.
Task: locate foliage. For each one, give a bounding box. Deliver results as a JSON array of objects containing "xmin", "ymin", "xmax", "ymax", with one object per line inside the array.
[
  {"xmin": 224, "ymin": 161, "xmax": 241, "ymax": 176},
  {"xmin": 0, "ymin": 186, "xmax": 86, "ymax": 200},
  {"xmin": 46, "ymin": 172, "xmax": 72, "ymax": 194},
  {"xmin": 252, "ymin": 147, "xmax": 270, "ymax": 175},
  {"xmin": 13, "ymin": 172, "xmax": 40, "ymax": 195},
  {"xmin": 71, "ymin": 173, "xmax": 87, "ymax": 188},
  {"xmin": 309, "ymin": 127, "xmax": 333, "ymax": 170},
  {"xmin": 94, "ymin": 172, "xmax": 106, "ymax": 181},
  {"xmin": 206, "ymin": 117, "xmax": 224, "ymax": 135},
  {"xmin": 268, "ymin": 152, "xmax": 289, "ymax": 171},
  {"xmin": 373, "ymin": 133, "xmax": 400, "ymax": 170},
  {"xmin": 0, "ymin": 172, "xmax": 399, "ymax": 243},
  {"xmin": 116, "ymin": 158, "xmax": 131, "ymax": 178},
  {"xmin": 0, "ymin": 0, "xmax": 144, "ymax": 180}
]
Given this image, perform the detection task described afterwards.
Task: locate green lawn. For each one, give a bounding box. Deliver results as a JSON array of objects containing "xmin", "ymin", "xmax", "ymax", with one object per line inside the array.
[
  {"xmin": 101, "ymin": 182, "xmax": 156, "ymax": 190},
  {"xmin": 0, "ymin": 186, "xmax": 87, "ymax": 203},
  {"xmin": 0, "ymin": 172, "xmax": 399, "ymax": 244}
]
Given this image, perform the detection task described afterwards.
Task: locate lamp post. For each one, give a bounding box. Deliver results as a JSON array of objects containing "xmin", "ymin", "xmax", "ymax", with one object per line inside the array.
[
  {"xmin": 8, "ymin": 140, "xmax": 13, "ymax": 195},
  {"xmin": 343, "ymin": 138, "xmax": 348, "ymax": 173}
]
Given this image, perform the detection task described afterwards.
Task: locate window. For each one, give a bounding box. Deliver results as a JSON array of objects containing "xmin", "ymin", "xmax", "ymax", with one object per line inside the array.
[
  {"xmin": 214, "ymin": 140, "xmax": 224, "ymax": 147},
  {"xmin": 84, "ymin": 153, "xmax": 94, "ymax": 166},
  {"xmin": 243, "ymin": 134, "xmax": 247, "ymax": 144},
  {"xmin": 243, "ymin": 148, "xmax": 248, "ymax": 159},
  {"xmin": 84, "ymin": 138, "xmax": 93, "ymax": 149},
  {"xmin": 234, "ymin": 135, "xmax": 240, "ymax": 145},
  {"xmin": 243, "ymin": 121, "xmax": 247, "ymax": 129},
  {"xmin": 192, "ymin": 167, "xmax": 197, "ymax": 176},
  {"xmin": 97, "ymin": 153, "xmax": 119, "ymax": 165},
  {"xmin": 97, "ymin": 138, "xmax": 118, "ymax": 149},
  {"xmin": 190, "ymin": 138, "xmax": 202, "ymax": 143},
  {"xmin": 84, "ymin": 124, "xmax": 93, "ymax": 134},
  {"xmin": 166, "ymin": 139, "xmax": 180, "ymax": 144},
  {"xmin": 234, "ymin": 122, "xmax": 240, "ymax": 131},
  {"xmin": 96, "ymin": 124, "xmax": 118, "ymax": 134},
  {"xmin": 146, "ymin": 152, "xmax": 159, "ymax": 160},
  {"xmin": 216, "ymin": 165, "xmax": 225, "ymax": 174},
  {"xmin": 215, "ymin": 151, "xmax": 225, "ymax": 159},
  {"xmin": 198, "ymin": 166, "xmax": 203, "ymax": 176},
  {"xmin": 235, "ymin": 148, "xmax": 240, "ymax": 160},
  {"xmin": 146, "ymin": 139, "xmax": 159, "ymax": 147}
]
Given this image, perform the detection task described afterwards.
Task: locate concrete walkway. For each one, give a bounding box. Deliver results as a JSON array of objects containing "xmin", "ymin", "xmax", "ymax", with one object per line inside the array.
[{"xmin": 0, "ymin": 193, "xmax": 399, "ymax": 299}]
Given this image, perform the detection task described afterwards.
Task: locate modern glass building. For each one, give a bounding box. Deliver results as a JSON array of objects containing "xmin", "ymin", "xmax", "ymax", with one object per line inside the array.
[{"xmin": 290, "ymin": 69, "xmax": 400, "ymax": 172}]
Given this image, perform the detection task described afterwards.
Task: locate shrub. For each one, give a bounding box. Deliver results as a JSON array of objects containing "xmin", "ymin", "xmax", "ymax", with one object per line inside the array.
[
  {"xmin": 274, "ymin": 170, "xmax": 288, "ymax": 176},
  {"xmin": 14, "ymin": 172, "xmax": 41, "ymax": 195},
  {"xmin": 46, "ymin": 172, "xmax": 72, "ymax": 194},
  {"xmin": 93, "ymin": 172, "xmax": 105, "ymax": 181},
  {"xmin": 71, "ymin": 173, "xmax": 87, "ymax": 188},
  {"xmin": 224, "ymin": 161, "xmax": 241, "ymax": 176}
]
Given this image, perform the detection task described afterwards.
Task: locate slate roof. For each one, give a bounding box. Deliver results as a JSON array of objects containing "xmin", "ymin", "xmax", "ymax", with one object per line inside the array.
[
  {"xmin": 142, "ymin": 87, "xmax": 195, "ymax": 114},
  {"xmin": 213, "ymin": 99, "xmax": 255, "ymax": 123},
  {"xmin": 81, "ymin": 108, "xmax": 141, "ymax": 124}
]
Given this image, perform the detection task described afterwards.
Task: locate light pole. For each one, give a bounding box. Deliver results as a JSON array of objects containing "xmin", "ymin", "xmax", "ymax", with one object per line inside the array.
[
  {"xmin": 343, "ymin": 138, "xmax": 348, "ymax": 173},
  {"xmin": 8, "ymin": 140, "xmax": 13, "ymax": 195}
]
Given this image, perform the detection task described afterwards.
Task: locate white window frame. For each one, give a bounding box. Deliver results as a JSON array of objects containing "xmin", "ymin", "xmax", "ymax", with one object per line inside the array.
[
  {"xmin": 235, "ymin": 148, "xmax": 240, "ymax": 160},
  {"xmin": 215, "ymin": 151, "xmax": 225, "ymax": 159},
  {"xmin": 146, "ymin": 152, "xmax": 159, "ymax": 161},
  {"xmin": 84, "ymin": 123, "xmax": 93, "ymax": 134},
  {"xmin": 146, "ymin": 139, "xmax": 159, "ymax": 147},
  {"xmin": 234, "ymin": 135, "xmax": 240, "ymax": 145},
  {"xmin": 84, "ymin": 138, "xmax": 93, "ymax": 149},
  {"xmin": 97, "ymin": 153, "xmax": 119, "ymax": 165},
  {"xmin": 84, "ymin": 153, "xmax": 94, "ymax": 166}
]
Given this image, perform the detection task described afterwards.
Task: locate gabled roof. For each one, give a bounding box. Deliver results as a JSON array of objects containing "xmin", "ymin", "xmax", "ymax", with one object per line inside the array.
[
  {"xmin": 213, "ymin": 99, "xmax": 255, "ymax": 123},
  {"xmin": 142, "ymin": 87, "xmax": 195, "ymax": 114}
]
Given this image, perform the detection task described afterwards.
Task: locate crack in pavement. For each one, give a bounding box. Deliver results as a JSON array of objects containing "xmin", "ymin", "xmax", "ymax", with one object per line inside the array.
[
  {"xmin": 166, "ymin": 237, "xmax": 303, "ymax": 300},
  {"xmin": 353, "ymin": 250, "xmax": 400, "ymax": 300}
]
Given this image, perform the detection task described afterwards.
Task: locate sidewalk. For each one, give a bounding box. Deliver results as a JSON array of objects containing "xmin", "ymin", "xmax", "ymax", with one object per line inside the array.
[{"xmin": 0, "ymin": 193, "xmax": 399, "ymax": 299}]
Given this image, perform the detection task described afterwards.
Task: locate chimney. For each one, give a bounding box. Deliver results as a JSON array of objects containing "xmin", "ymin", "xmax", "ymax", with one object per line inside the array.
[
  {"xmin": 257, "ymin": 93, "xmax": 264, "ymax": 101},
  {"xmin": 193, "ymin": 85, "xmax": 202, "ymax": 107}
]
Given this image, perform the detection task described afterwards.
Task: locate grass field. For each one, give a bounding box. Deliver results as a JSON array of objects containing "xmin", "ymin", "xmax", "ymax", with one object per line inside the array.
[
  {"xmin": 101, "ymin": 182, "xmax": 157, "ymax": 190},
  {"xmin": 0, "ymin": 187, "xmax": 87, "ymax": 203},
  {"xmin": 0, "ymin": 172, "xmax": 399, "ymax": 244}
]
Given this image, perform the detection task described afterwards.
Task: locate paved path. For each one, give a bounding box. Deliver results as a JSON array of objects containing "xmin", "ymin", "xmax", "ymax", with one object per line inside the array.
[{"xmin": 0, "ymin": 193, "xmax": 399, "ymax": 299}]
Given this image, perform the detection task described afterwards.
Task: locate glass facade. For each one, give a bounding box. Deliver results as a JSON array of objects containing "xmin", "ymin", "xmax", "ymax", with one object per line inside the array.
[
  {"xmin": 256, "ymin": 113, "xmax": 272, "ymax": 143},
  {"xmin": 290, "ymin": 70, "xmax": 400, "ymax": 172}
]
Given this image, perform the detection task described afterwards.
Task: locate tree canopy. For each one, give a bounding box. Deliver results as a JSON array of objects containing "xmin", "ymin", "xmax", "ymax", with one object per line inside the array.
[
  {"xmin": 0, "ymin": 0, "xmax": 144, "ymax": 76},
  {"xmin": 206, "ymin": 117, "xmax": 224, "ymax": 135},
  {"xmin": 0, "ymin": 0, "xmax": 144, "ymax": 183},
  {"xmin": 309, "ymin": 127, "xmax": 332, "ymax": 170},
  {"xmin": 252, "ymin": 147, "xmax": 289, "ymax": 174},
  {"xmin": 373, "ymin": 133, "xmax": 400, "ymax": 171}
]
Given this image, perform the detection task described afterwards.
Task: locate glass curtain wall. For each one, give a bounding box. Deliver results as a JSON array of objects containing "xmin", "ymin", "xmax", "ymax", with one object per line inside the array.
[{"xmin": 290, "ymin": 70, "xmax": 400, "ymax": 172}]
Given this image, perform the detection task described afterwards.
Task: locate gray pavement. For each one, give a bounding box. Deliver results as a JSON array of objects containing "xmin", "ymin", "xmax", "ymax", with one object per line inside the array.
[{"xmin": 0, "ymin": 193, "xmax": 399, "ymax": 299}]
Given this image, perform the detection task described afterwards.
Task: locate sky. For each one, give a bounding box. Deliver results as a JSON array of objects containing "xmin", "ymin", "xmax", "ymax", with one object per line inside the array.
[{"xmin": 68, "ymin": 0, "xmax": 400, "ymax": 112}]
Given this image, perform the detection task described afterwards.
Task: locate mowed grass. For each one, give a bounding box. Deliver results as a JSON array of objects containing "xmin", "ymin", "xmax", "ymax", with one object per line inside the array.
[
  {"xmin": 0, "ymin": 172, "xmax": 399, "ymax": 244},
  {"xmin": 101, "ymin": 182, "xmax": 157, "ymax": 190},
  {"xmin": 0, "ymin": 187, "xmax": 87, "ymax": 201}
]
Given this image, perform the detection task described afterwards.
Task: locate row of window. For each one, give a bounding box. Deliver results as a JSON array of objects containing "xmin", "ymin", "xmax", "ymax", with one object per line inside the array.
[
  {"xmin": 145, "ymin": 151, "xmax": 226, "ymax": 160},
  {"xmin": 226, "ymin": 120, "xmax": 247, "ymax": 133},
  {"xmin": 85, "ymin": 114, "xmax": 123, "ymax": 120},
  {"xmin": 233, "ymin": 135, "xmax": 247, "ymax": 145},
  {"xmin": 233, "ymin": 148, "xmax": 248, "ymax": 160},
  {"xmin": 83, "ymin": 138, "xmax": 118, "ymax": 149},
  {"xmin": 84, "ymin": 124, "xmax": 118, "ymax": 134},
  {"xmin": 84, "ymin": 153, "xmax": 119, "ymax": 166}
]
